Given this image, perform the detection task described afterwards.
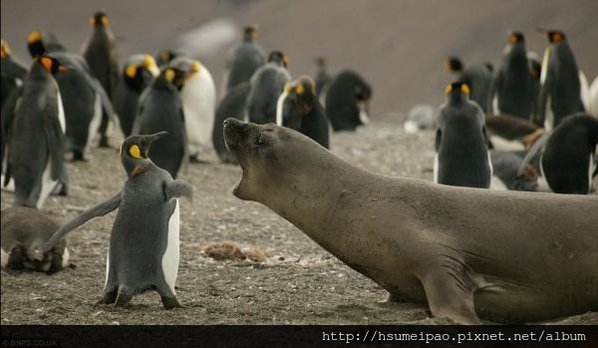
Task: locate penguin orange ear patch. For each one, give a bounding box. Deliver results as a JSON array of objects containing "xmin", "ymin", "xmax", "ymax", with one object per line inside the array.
[
  {"xmin": 444, "ymin": 84, "xmax": 453, "ymax": 94},
  {"xmin": 125, "ymin": 65, "xmax": 137, "ymax": 78},
  {"xmin": 28, "ymin": 31, "xmax": 41, "ymax": 44},
  {"xmin": 129, "ymin": 144, "xmax": 142, "ymax": 159},
  {"xmin": 282, "ymin": 55, "xmax": 289, "ymax": 66},
  {"xmin": 552, "ymin": 32, "xmax": 562, "ymax": 42},
  {"xmin": 508, "ymin": 33, "xmax": 518, "ymax": 44},
  {"xmin": 101, "ymin": 15, "xmax": 110, "ymax": 26},
  {"xmin": 191, "ymin": 61, "xmax": 201, "ymax": 73},
  {"xmin": 295, "ymin": 83, "xmax": 305, "ymax": 95},
  {"xmin": 165, "ymin": 69, "xmax": 175, "ymax": 83},
  {"xmin": 461, "ymin": 84, "xmax": 470, "ymax": 95}
]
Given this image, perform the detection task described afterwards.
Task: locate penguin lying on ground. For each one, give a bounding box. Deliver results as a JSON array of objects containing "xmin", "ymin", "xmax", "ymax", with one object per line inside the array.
[
  {"xmin": 490, "ymin": 32, "xmax": 535, "ymax": 120},
  {"xmin": 82, "ymin": 10, "xmax": 120, "ymax": 148},
  {"xmin": 490, "ymin": 151, "xmax": 539, "ymax": 191},
  {"xmin": 3, "ymin": 56, "xmax": 69, "ymax": 209},
  {"xmin": 168, "ymin": 57, "xmax": 216, "ymax": 162},
  {"xmin": 535, "ymin": 29, "xmax": 586, "ymax": 130},
  {"xmin": 325, "ymin": 70, "xmax": 372, "ymax": 131},
  {"xmin": 276, "ymin": 76, "xmax": 329, "ymax": 149},
  {"xmin": 43, "ymin": 132, "xmax": 193, "ymax": 309},
  {"xmin": 212, "ymin": 82, "xmax": 251, "ymax": 164},
  {"xmin": 403, "ymin": 104, "xmax": 439, "ymax": 133},
  {"xmin": 521, "ymin": 114, "xmax": 598, "ymax": 194},
  {"xmin": 1, "ymin": 207, "xmax": 69, "ymax": 273},
  {"xmin": 221, "ymin": 26, "xmax": 265, "ymax": 97},
  {"xmin": 1, "ymin": 39, "xmax": 27, "ymax": 108},
  {"xmin": 132, "ymin": 68, "xmax": 188, "ymax": 178},
  {"xmin": 246, "ymin": 51, "xmax": 291, "ymax": 124},
  {"xmin": 434, "ymin": 82, "xmax": 492, "ymax": 188},
  {"xmin": 445, "ymin": 56, "xmax": 494, "ymax": 113},
  {"xmin": 114, "ymin": 54, "xmax": 159, "ymax": 137},
  {"xmin": 485, "ymin": 113, "xmax": 544, "ymax": 151}
]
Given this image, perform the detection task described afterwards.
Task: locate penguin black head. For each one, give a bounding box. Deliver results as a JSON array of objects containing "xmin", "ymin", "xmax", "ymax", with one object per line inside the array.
[
  {"xmin": 90, "ymin": 11, "xmax": 110, "ymax": 27},
  {"xmin": 508, "ymin": 31, "xmax": 525, "ymax": 44},
  {"xmin": 445, "ymin": 57, "xmax": 463, "ymax": 73},
  {"xmin": 243, "ymin": 26, "xmax": 259, "ymax": 41},
  {"xmin": 1, "ymin": 39, "xmax": 11, "ymax": 59},
  {"xmin": 36, "ymin": 55, "xmax": 70, "ymax": 75},
  {"xmin": 281, "ymin": 76, "xmax": 317, "ymax": 128},
  {"xmin": 160, "ymin": 66, "xmax": 188, "ymax": 90},
  {"xmin": 120, "ymin": 132, "xmax": 168, "ymax": 177},
  {"xmin": 27, "ymin": 30, "xmax": 45, "ymax": 58},
  {"xmin": 124, "ymin": 55, "xmax": 159, "ymax": 91},
  {"xmin": 538, "ymin": 29, "xmax": 566, "ymax": 43},
  {"xmin": 268, "ymin": 51, "xmax": 289, "ymax": 68},
  {"xmin": 156, "ymin": 49, "xmax": 177, "ymax": 66},
  {"xmin": 444, "ymin": 81, "xmax": 470, "ymax": 102}
]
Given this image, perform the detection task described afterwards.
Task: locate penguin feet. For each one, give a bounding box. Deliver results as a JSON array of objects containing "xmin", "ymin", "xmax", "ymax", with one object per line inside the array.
[
  {"xmin": 97, "ymin": 289, "xmax": 118, "ymax": 305},
  {"xmin": 114, "ymin": 289, "xmax": 133, "ymax": 307},
  {"xmin": 98, "ymin": 135, "xmax": 111, "ymax": 148},
  {"xmin": 71, "ymin": 151, "xmax": 88, "ymax": 162},
  {"xmin": 161, "ymin": 296, "xmax": 182, "ymax": 310}
]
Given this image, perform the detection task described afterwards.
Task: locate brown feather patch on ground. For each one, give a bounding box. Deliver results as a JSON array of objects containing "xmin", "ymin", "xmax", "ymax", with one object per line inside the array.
[{"xmin": 202, "ymin": 241, "xmax": 268, "ymax": 263}]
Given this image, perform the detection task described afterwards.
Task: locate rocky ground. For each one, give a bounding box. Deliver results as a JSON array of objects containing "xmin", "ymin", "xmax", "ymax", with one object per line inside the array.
[{"xmin": 1, "ymin": 121, "xmax": 597, "ymax": 325}]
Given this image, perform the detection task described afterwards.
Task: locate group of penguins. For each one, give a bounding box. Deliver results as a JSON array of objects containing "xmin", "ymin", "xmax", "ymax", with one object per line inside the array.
[
  {"xmin": 415, "ymin": 30, "xmax": 598, "ymax": 194},
  {"xmin": 0, "ymin": 12, "xmax": 373, "ymax": 210},
  {"xmin": 0, "ymin": 11, "xmax": 373, "ymax": 306}
]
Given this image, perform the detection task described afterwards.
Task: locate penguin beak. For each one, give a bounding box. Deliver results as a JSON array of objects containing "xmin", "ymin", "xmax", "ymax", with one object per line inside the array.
[{"xmin": 145, "ymin": 131, "xmax": 169, "ymax": 145}]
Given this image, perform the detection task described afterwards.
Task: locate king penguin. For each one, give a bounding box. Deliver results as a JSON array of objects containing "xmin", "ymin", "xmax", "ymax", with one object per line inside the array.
[
  {"xmin": 535, "ymin": 30, "xmax": 586, "ymax": 130},
  {"xmin": 4, "ymin": 56, "xmax": 69, "ymax": 209},
  {"xmin": 82, "ymin": 11, "xmax": 119, "ymax": 148},
  {"xmin": 445, "ymin": 56, "xmax": 494, "ymax": 113},
  {"xmin": 131, "ymin": 68, "xmax": 187, "ymax": 178},
  {"xmin": 168, "ymin": 57, "xmax": 216, "ymax": 162},
  {"xmin": 540, "ymin": 114, "xmax": 598, "ymax": 194},
  {"xmin": 325, "ymin": 70, "xmax": 372, "ymax": 131},
  {"xmin": 246, "ymin": 51, "xmax": 291, "ymax": 124},
  {"xmin": 434, "ymin": 82, "xmax": 492, "ymax": 188},
  {"xmin": 276, "ymin": 76, "xmax": 330, "ymax": 149},
  {"xmin": 1, "ymin": 39, "xmax": 27, "ymax": 108},
  {"xmin": 43, "ymin": 132, "xmax": 193, "ymax": 309},
  {"xmin": 26, "ymin": 30, "xmax": 66, "ymax": 58},
  {"xmin": 221, "ymin": 26, "xmax": 266, "ymax": 97},
  {"xmin": 114, "ymin": 54, "xmax": 159, "ymax": 137},
  {"xmin": 314, "ymin": 56, "xmax": 333, "ymax": 104},
  {"xmin": 491, "ymin": 32, "xmax": 535, "ymax": 120},
  {"xmin": 212, "ymin": 82, "xmax": 251, "ymax": 164}
]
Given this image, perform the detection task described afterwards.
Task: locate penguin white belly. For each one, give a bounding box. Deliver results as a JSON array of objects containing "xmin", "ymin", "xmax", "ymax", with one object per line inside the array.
[
  {"xmin": 588, "ymin": 152, "xmax": 596, "ymax": 194},
  {"xmin": 589, "ymin": 77, "xmax": 598, "ymax": 117},
  {"xmin": 403, "ymin": 120, "xmax": 419, "ymax": 134},
  {"xmin": 490, "ymin": 175, "xmax": 508, "ymax": 190},
  {"xmin": 433, "ymin": 153, "xmax": 439, "ymax": 183},
  {"xmin": 56, "ymin": 90, "xmax": 66, "ymax": 133},
  {"xmin": 358, "ymin": 101, "xmax": 370, "ymax": 125},
  {"xmin": 0, "ymin": 176, "xmax": 15, "ymax": 192},
  {"xmin": 182, "ymin": 72, "xmax": 216, "ymax": 156},
  {"xmin": 579, "ymin": 70, "xmax": 590, "ymax": 110},
  {"xmin": 275, "ymin": 89, "xmax": 289, "ymax": 126},
  {"xmin": 104, "ymin": 250, "xmax": 110, "ymax": 287},
  {"xmin": 37, "ymin": 160, "xmax": 59, "ymax": 209},
  {"xmin": 161, "ymin": 200, "xmax": 180, "ymax": 293},
  {"xmin": 1, "ymin": 248, "xmax": 8, "ymax": 268},
  {"xmin": 87, "ymin": 92, "xmax": 103, "ymax": 151},
  {"xmin": 489, "ymin": 135, "xmax": 525, "ymax": 152},
  {"xmin": 492, "ymin": 95, "xmax": 499, "ymax": 115},
  {"xmin": 544, "ymin": 95, "xmax": 554, "ymax": 131},
  {"xmin": 61, "ymin": 248, "xmax": 70, "ymax": 267}
]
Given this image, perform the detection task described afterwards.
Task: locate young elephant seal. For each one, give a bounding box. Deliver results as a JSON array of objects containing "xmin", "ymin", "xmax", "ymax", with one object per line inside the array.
[{"xmin": 223, "ymin": 118, "xmax": 598, "ymax": 324}]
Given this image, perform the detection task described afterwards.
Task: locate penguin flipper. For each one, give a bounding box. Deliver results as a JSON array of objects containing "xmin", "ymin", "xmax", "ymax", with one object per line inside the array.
[
  {"xmin": 516, "ymin": 131, "xmax": 551, "ymax": 177},
  {"xmin": 164, "ymin": 179, "xmax": 193, "ymax": 203},
  {"xmin": 43, "ymin": 192, "xmax": 122, "ymax": 253}
]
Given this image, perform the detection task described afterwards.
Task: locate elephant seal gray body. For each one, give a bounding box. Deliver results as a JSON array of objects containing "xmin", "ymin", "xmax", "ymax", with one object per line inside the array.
[{"xmin": 223, "ymin": 118, "xmax": 598, "ymax": 324}]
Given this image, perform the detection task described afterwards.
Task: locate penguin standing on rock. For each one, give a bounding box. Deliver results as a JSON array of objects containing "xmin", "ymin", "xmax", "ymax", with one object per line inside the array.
[
  {"xmin": 276, "ymin": 76, "xmax": 329, "ymax": 148},
  {"xmin": 246, "ymin": 51, "xmax": 291, "ymax": 124},
  {"xmin": 168, "ymin": 57, "xmax": 216, "ymax": 162},
  {"xmin": 132, "ymin": 68, "xmax": 187, "ymax": 178},
  {"xmin": 114, "ymin": 54, "xmax": 159, "ymax": 137},
  {"xmin": 4, "ymin": 56, "xmax": 69, "ymax": 209},
  {"xmin": 445, "ymin": 56, "xmax": 494, "ymax": 113},
  {"xmin": 43, "ymin": 132, "xmax": 193, "ymax": 309},
  {"xmin": 434, "ymin": 82, "xmax": 492, "ymax": 188},
  {"xmin": 491, "ymin": 32, "xmax": 535, "ymax": 120},
  {"xmin": 325, "ymin": 70, "xmax": 372, "ymax": 131},
  {"xmin": 221, "ymin": 26, "xmax": 265, "ymax": 96},
  {"xmin": 1, "ymin": 39, "xmax": 27, "ymax": 108},
  {"xmin": 535, "ymin": 30, "xmax": 586, "ymax": 130},
  {"xmin": 212, "ymin": 82, "xmax": 251, "ymax": 164},
  {"xmin": 82, "ymin": 11, "xmax": 119, "ymax": 148}
]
